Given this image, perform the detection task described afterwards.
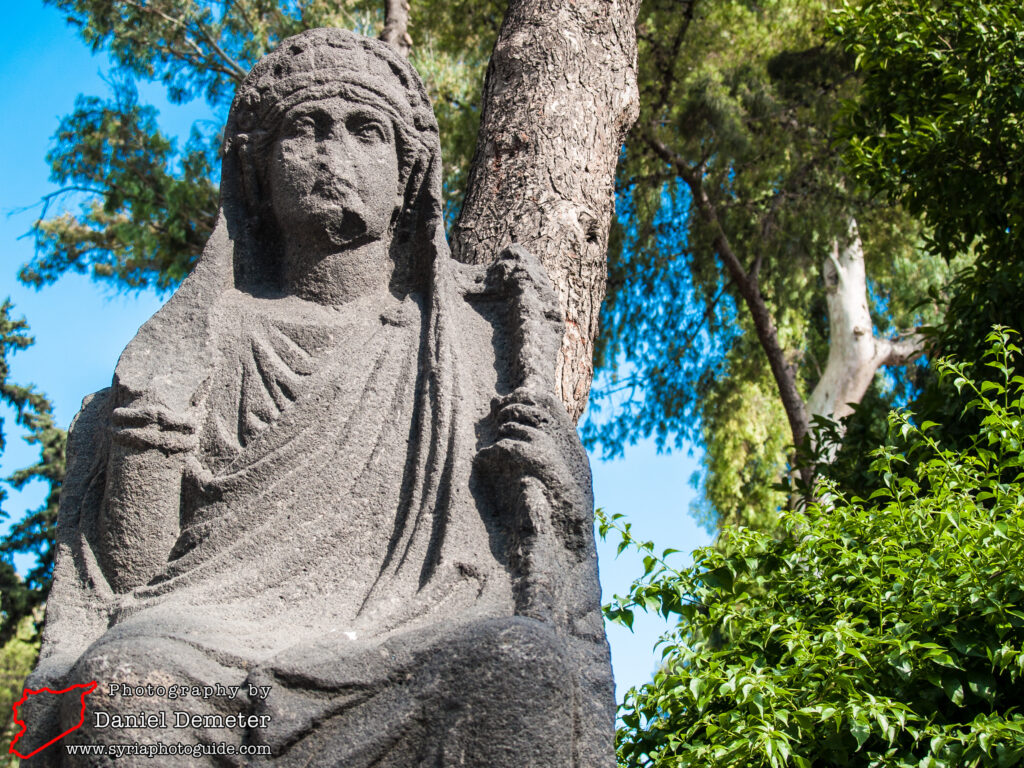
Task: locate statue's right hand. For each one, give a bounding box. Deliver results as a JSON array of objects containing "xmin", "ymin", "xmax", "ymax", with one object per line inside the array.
[{"xmin": 111, "ymin": 404, "xmax": 197, "ymax": 453}]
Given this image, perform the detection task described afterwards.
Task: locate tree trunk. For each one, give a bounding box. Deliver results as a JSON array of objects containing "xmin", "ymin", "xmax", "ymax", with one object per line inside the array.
[
  {"xmin": 807, "ymin": 219, "xmax": 922, "ymax": 459},
  {"xmin": 452, "ymin": 0, "xmax": 641, "ymax": 421},
  {"xmin": 380, "ymin": 0, "xmax": 413, "ymax": 57}
]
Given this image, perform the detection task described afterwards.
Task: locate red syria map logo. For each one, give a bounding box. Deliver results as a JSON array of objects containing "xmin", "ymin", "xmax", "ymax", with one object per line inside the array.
[{"xmin": 9, "ymin": 680, "xmax": 98, "ymax": 759}]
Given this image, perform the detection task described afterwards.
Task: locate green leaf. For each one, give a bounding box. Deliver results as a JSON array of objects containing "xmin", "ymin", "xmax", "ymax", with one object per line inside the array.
[
  {"xmin": 851, "ymin": 719, "xmax": 870, "ymax": 750},
  {"xmin": 967, "ymin": 671, "xmax": 997, "ymax": 704},
  {"xmin": 941, "ymin": 674, "xmax": 965, "ymax": 706}
]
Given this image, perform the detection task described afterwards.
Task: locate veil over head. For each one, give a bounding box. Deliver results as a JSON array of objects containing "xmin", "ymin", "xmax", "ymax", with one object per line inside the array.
[{"xmin": 114, "ymin": 28, "xmax": 449, "ymax": 413}]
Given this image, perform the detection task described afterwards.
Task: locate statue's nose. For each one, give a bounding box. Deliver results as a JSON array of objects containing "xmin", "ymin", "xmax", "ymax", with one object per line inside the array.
[{"xmin": 317, "ymin": 132, "xmax": 355, "ymax": 161}]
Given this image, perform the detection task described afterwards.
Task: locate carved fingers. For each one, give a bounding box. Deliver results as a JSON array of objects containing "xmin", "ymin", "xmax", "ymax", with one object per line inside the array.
[
  {"xmin": 110, "ymin": 404, "xmax": 197, "ymax": 454},
  {"xmin": 475, "ymin": 387, "xmax": 591, "ymax": 524},
  {"xmin": 493, "ymin": 388, "xmax": 561, "ymax": 438}
]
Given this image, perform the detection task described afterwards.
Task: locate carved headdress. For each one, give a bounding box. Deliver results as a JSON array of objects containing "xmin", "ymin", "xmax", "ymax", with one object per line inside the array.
[{"xmin": 225, "ymin": 29, "xmax": 445, "ymax": 291}]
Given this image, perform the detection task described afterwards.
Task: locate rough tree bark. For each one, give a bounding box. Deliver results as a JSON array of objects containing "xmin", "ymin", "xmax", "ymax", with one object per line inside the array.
[
  {"xmin": 452, "ymin": 0, "xmax": 642, "ymax": 421},
  {"xmin": 379, "ymin": 0, "xmax": 413, "ymax": 57},
  {"xmin": 807, "ymin": 219, "xmax": 922, "ymax": 458}
]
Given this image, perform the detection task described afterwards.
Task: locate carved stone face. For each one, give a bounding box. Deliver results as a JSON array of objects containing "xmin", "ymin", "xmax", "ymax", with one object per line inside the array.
[{"xmin": 267, "ymin": 96, "xmax": 402, "ymax": 251}]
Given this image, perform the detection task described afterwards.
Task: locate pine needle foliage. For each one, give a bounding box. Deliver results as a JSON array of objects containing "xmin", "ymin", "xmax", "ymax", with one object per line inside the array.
[
  {"xmin": 586, "ymin": 0, "xmax": 949, "ymax": 531},
  {"xmin": 0, "ymin": 302, "xmax": 66, "ymax": 646}
]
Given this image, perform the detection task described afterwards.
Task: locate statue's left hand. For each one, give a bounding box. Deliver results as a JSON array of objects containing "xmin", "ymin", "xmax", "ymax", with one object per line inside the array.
[
  {"xmin": 475, "ymin": 386, "xmax": 592, "ymax": 535},
  {"xmin": 474, "ymin": 386, "xmax": 594, "ymax": 623}
]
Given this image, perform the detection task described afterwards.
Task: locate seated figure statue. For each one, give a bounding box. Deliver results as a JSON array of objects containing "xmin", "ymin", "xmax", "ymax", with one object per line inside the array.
[{"xmin": 19, "ymin": 27, "xmax": 615, "ymax": 768}]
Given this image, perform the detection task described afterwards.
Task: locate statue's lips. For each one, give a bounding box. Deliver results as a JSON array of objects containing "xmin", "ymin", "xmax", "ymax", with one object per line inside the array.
[{"xmin": 294, "ymin": 180, "xmax": 373, "ymax": 241}]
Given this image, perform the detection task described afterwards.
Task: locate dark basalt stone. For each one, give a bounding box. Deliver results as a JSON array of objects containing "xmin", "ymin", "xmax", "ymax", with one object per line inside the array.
[{"xmin": 21, "ymin": 28, "xmax": 614, "ymax": 767}]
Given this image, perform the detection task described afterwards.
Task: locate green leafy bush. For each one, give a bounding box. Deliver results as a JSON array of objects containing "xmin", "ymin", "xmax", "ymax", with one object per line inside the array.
[
  {"xmin": 834, "ymin": 0, "xmax": 1024, "ymax": 423},
  {"xmin": 603, "ymin": 328, "xmax": 1024, "ymax": 767}
]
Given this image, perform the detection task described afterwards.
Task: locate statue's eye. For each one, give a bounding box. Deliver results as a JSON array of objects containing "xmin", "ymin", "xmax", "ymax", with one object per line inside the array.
[
  {"xmin": 348, "ymin": 115, "xmax": 389, "ymax": 143},
  {"xmin": 286, "ymin": 115, "xmax": 317, "ymax": 137}
]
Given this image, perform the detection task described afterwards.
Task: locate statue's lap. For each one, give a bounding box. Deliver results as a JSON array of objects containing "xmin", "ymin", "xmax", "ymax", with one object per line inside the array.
[{"xmin": 40, "ymin": 615, "xmax": 574, "ymax": 767}]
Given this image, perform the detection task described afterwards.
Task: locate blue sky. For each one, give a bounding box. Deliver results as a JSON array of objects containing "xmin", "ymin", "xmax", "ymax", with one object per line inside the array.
[{"xmin": 0, "ymin": 1, "xmax": 712, "ymax": 701}]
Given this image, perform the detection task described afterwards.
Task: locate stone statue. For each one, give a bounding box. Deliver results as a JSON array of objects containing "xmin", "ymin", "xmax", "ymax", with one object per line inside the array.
[{"xmin": 20, "ymin": 28, "xmax": 615, "ymax": 767}]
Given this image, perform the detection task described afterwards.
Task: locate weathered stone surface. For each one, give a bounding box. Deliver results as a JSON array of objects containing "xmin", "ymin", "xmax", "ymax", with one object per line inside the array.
[{"xmin": 22, "ymin": 28, "xmax": 614, "ymax": 767}]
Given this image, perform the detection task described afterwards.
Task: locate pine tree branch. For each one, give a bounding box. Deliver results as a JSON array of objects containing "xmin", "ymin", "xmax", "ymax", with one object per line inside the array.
[
  {"xmin": 644, "ymin": 129, "xmax": 813, "ymax": 478},
  {"xmin": 120, "ymin": 0, "xmax": 248, "ymax": 82}
]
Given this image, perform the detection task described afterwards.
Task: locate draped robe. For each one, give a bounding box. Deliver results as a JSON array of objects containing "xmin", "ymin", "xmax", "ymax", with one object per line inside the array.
[{"xmin": 22, "ymin": 245, "xmax": 612, "ymax": 767}]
